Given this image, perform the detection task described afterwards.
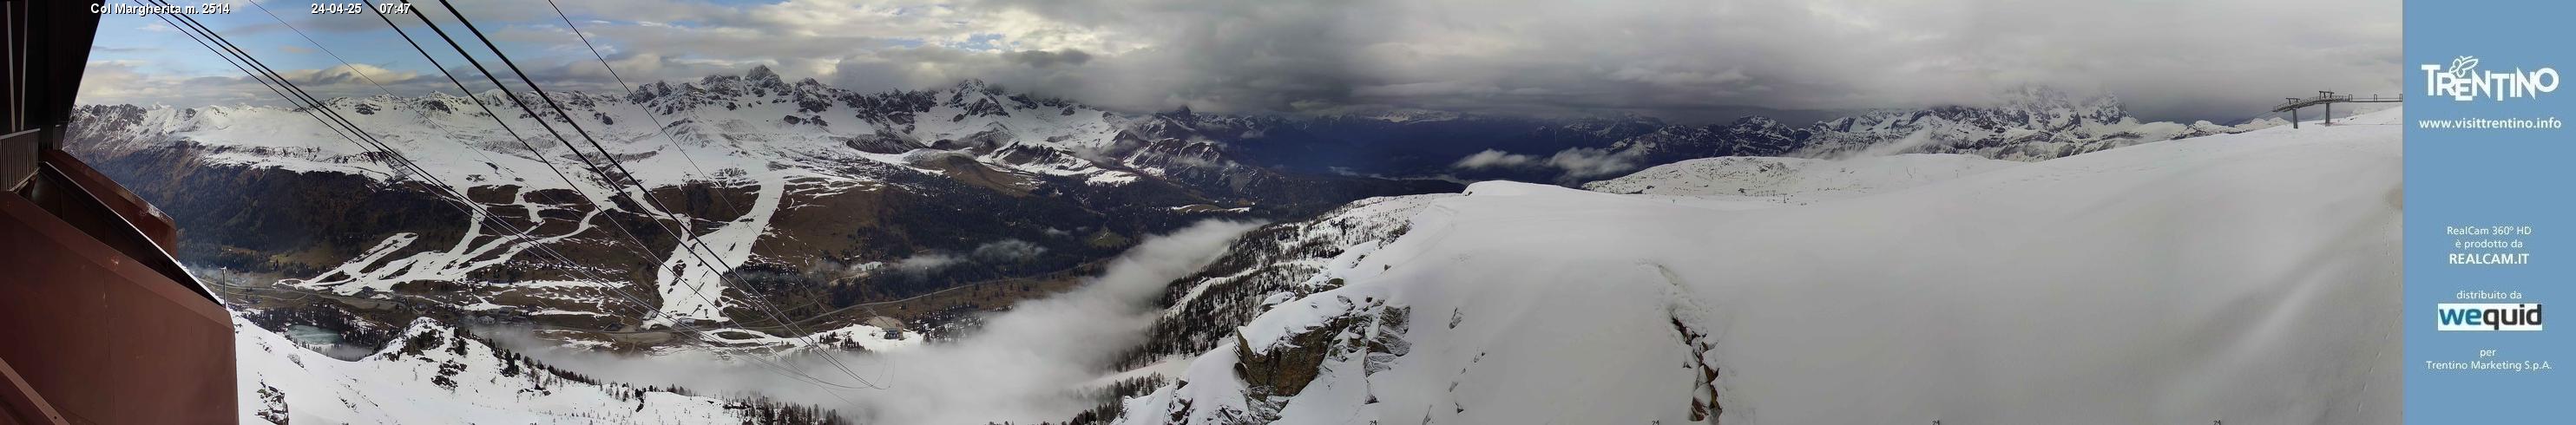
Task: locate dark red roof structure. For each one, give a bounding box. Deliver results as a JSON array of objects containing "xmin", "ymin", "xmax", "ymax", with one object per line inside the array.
[{"xmin": 3, "ymin": 1, "xmax": 238, "ymax": 423}]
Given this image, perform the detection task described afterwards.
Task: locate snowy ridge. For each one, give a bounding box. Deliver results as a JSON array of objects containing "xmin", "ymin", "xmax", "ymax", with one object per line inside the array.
[
  {"xmin": 1112, "ymin": 108, "xmax": 2404, "ymax": 423},
  {"xmin": 1441, "ymin": 87, "xmax": 2281, "ymax": 184},
  {"xmin": 1778, "ymin": 87, "xmax": 2255, "ymax": 160},
  {"xmin": 1163, "ymin": 194, "xmax": 1449, "ymax": 315},
  {"xmin": 1580, "ymin": 154, "xmax": 2020, "ymax": 206},
  {"xmin": 1125, "ymin": 193, "xmax": 1452, "ymax": 373},
  {"xmin": 236, "ymin": 316, "xmax": 830, "ymax": 423},
  {"xmin": 69, "ymin": 69, "xmax": 1250, "ymax": 328}
]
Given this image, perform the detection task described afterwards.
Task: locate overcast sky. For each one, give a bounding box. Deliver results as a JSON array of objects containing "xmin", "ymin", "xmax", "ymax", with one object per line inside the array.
[{"xmin": 78, "ymin": 0, "xmax": 2400, "ymax": 123}]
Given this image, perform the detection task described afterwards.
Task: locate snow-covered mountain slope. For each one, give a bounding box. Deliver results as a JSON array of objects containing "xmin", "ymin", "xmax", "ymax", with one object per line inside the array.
[
  {"xmin": 71, "ymin": 70, "xmax": 1438, "ymax": 207},
  {"xmin": 73, "ymin": 72, "xmax": 1107, "ymax": 327},
  {"xmin": 1600, "ymin": 87, "xmax": 2257, "ymax": 166},
  {"xmin": 1427, "ymin": 87, "xmax": 2277, "ymax": 184},
  {"xmin": 66, "ymin": 68, "xmax": 1453, "ymax": 352},
  {"xmin": 1580, "ymin": 154, "xmax": 2019, "ymax": 206},
  {"xmin": 73, "ymin": 71, "xmax": 1134, "ymax": 190},
  {"xmin": 1774, "ymin": 87, "xmax": 2257, "ymax": 160},
  {"xmin": 61, "ymin": 77, "xmax": 2244, "ymax": 340},
  {"xmin": 1107, "ymin": 108, "xmax": 2402, "ymax": 423},
  {"xmin": 1120, "ymin": 194, "xmax": 1454, "ymax": 369},
  {"xmin": 236, "ymin": 316, "xmax": 837, "ymax": 423}
]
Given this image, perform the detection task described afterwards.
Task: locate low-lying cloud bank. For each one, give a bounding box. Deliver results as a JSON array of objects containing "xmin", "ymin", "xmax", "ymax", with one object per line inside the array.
[
  {"xmin": 496, "ymin": 219, "xmax": 1261, "ymax": 423},
  {"xmin": 1452, "ymin": 147, "xmax": 1645, "ymax": 180}
]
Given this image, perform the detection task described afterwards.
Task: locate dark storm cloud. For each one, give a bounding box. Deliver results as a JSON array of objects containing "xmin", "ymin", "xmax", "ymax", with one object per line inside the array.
[
  {"xmin": 968, "ymin": 0, "xmax": 1377, "ymax": 114},
  {"xmin": 86, "ymin": 0, "xmax": 2401, "ymax": 123},
  {"xmin": 949, "ymin": 0, "xmax": 2401, "ymax": 122},
  {"xmin": 1006, "ymin": 49, "xmax": 1092, "ymax": 69}
]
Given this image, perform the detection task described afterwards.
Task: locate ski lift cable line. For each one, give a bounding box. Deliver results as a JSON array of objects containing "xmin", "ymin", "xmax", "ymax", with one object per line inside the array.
[
  {"xmin": 148, "ymin": 1, "xmax": 652, "ymax": 298},
  {"xmin": 388, "ymin": 0, "xmax": 740, "ymax": 300},
  {"xmin": 358, "ymin": 0, "xmax": 838, "ymax": 367},
  {"xmin": 338, "ymin": 0, "xmax": 699, "ymax": 288},
  {"xmin": 435, "ymin": 0, "xmax": 884, "ymax": 383},
  {"xmin": 161, "ymin": 2, "xmax": 875, "ymax": 407},
  {"xmin": 345, "ymin": 0, "xmax": 801, "ymax": 367},
  {"xmin": 207, "ymin": 6, "xmax": 871, "ymax": 394},
  {"xmin": 542, "ymin": 0, "xmax": 746, "ymax": 220},
  {"xmin": 204, "ymin": 0, "xmax": 878, "ymax": 397},
  {"xmin": 148, "ymin": 7, "xmax": 534, "ymax": 291},
  {"xmin": 145, "ymin": 0, "xmax": 463, "ymax": 195},
  {"xmin": 152, "ymin": 0, "xmax": 535, "ymax": 310},
  {"xmin": 364, "ymin": 0, "xmax": 829, "ymax": 343},
  {"xmin": 367, "ymin": 0, "xmax": 779, "ymax": 351},
  {"xmin": 424, "ymin": 0, "xmax": 769, "ymax": 304},
  {"xmin": 133, "ymin": 5, "xmax": 384, "ymax": 186},
  {"xmin": 404, "ymin": 0, "xmax": 820, "ymax": 341},
  {"xmin": 138, "ymin": 3, "xmax": 605, "ymax": 325},
  {"xmin": 162, "ymin": 5, "xmax": 872, "ymax": 399},
  {"xmin": 405, "ymin": 0, "xmax": 884, "ymax": 389},
  {"xmin": 222, "ymin": 3, "xmax": 716, "ymax": 304},
  {"xmin": 411, "ymin": 0, "xmax": 752, "ymax": 310},
  {"xmin": 345, "ymin": 0, "xmax": 709, "ymax": 281},
  {"xmin": 146, "ymin": 2, "xmax": 879, "ymax": 397},
  {"xmin": 144, "ymin": 0, "xmax": 463, "ymax": 202},
  {"xmin": 237, "ymin": 0, "xmax": 505, "ymax": 170}
]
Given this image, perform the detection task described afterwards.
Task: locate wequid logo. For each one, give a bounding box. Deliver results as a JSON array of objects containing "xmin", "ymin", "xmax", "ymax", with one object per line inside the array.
[
  {"xmin": 2436, "ymin": 303, "xmax": 2545, "ymax": 331},
  {"xmin": 2422, "ymin": 56, "xmax": 2560, "ymax": 101}
]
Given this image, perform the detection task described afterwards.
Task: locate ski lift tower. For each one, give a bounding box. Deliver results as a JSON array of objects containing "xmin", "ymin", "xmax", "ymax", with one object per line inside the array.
[{"xmin": 2272, "ymin": 90, "xmax": 2403, "ymax": 128}]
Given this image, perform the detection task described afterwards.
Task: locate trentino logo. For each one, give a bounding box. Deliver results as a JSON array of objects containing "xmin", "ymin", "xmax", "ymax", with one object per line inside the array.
[
  {"xmin": 2422, "ymin": 56, "xmax": 2560, "ymax": 101},
  {"xmin": 2436, "ymin": 303, "xmax": 2544, "ymax": 331}
]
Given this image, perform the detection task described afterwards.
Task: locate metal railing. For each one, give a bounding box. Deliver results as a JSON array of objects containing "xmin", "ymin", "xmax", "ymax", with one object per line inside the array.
[
  {"xmin": 2271, "ymin": 91, "xmax": 2402, "ymax": 128},
  {"xmin": 2272, "ymin": 94, "xmax": 2356, "ymax": 112},
  {"xmin": 2272, "ymin": 93, "xmax": 2400, "ymax": 113},
  {"xmin": 2, "ymin": 128, "xmax": 38, "ymax": 193}
]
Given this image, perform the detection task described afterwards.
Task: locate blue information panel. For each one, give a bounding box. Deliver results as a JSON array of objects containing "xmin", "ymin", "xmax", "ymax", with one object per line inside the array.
[{"xmin": 2405, "ymin": 0, "xmax": 2572, "ymax": 422}]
